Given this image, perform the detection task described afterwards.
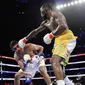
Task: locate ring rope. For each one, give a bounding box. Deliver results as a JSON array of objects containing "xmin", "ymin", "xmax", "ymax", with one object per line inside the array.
[
  {"xmin": 47, "ymin": 67, "xmax": 85, "ymax": 72},
  {"xmin": 0, "ymin": 71, "xmax": 16, "ymax": 74},
  {"xmin": 0, "ymin": 60, "xmax": 85, "ymax": 68},
  {"xmin": 0, "ymin": 53, "xmax": 85, "ymax": 61},
  {"xmin": 0, "ymin": 54, "xmax": 85, "ymax": 81},
  {"xmin": 0, "ymin": 63, "xmax": 19, "ymax": 67},
  {"xmin": 0, "ymin": 67, "xmax": 85, "ymax": 74},
  {"xmin": 0, "ymin": 74, "xmax": 85, "ymax": 80},
  {"xmin": 0, "ymin": 56, "xmax": 14, "ymax": 60}
]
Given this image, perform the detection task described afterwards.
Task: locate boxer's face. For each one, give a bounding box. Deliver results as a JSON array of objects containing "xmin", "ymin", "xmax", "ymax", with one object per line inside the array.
[
  {"xmin": 12, "ymin": 44, "xmax": 23, "ymax": 53},
  {"xmin": 40, "ymin": 8, "xmax": 51, "ymax": 20}
]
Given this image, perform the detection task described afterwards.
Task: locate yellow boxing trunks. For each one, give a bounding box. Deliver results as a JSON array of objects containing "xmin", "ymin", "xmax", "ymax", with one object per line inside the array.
[{"xmin": 52, "ymin": 29, "xmax": 77, "ymax": 66}]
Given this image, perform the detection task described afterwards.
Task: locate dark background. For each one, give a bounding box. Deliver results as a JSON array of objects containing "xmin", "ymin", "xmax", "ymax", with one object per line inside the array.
[
  {"xmin": 0, "ymin": 0, "xmax": 85, "ymax": 85},
  {"xmin": 0, "ymin": 0, "xmax": 85, "ymax": 57}
]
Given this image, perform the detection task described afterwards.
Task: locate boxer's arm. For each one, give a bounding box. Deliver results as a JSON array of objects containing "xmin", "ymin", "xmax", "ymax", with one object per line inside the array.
[
  {"xmin": 14, "ymin": 52, "xmax": 25, "ymax": 71},
  {"xmin": 26, "ymin": 21, "xmax": 47, "ymax": 40},
  {"xmin": 33, "ymin": 44, "xmax": 44, "ymax": 58},
  {"xmin": 17, "ymin": 60, "xmax": 25, "ymax": 71},
  {"xmin": 43, "ymin": 14, "xmax": 67, "ymax": 44},
  {"xmin": 52, "ymin": 18, "xmax": 66, "ymax": 36},
  {"xmin": 51, "ymin": 13, "xmax": 67, "ymax": 36},
  {"xmin": 34, "ymin": 44, "xmax": 44, "ymax": 53},
  {"xmin": 14, "ymin": 52, "xmax": 19, "ymax": 62},
  {"xmin": 18, "ymin": 21, "xmax": 46, "ymax": 48}
]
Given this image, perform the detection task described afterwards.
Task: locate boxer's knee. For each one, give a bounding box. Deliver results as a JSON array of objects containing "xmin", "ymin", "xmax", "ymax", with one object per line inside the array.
[
  {"xmin": 39, "ymin": 66, "xmax": 47, "ymax": 75},
  {"xmin": 51, "ymin": 55, "xmax": 61, "ymax": 68},
  {"xmin": 15, "ymin": 73, "xmax": 21, "ymax": 80}
]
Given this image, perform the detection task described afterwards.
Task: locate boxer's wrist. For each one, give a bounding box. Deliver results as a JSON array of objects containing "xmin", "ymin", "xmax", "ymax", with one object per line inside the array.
[
  {"xmin": 23, "ymin": 37, "xmax": 28, "ymax": 43},
  {"xmin": 49, "ymin": 33, "xmax": 54, "ymax": 39},
  {"xmin": 43, "ymin": 33, "xmax": 54, "ymax": 44},
  {"xmin": 37, "ymin": 52, "xmax": 44, "ymax": 57}
]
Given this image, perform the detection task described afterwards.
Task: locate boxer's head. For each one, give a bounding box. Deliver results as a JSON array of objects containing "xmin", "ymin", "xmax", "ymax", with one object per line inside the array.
[
  {"xmin": 40, "ymin": 4, "xmax": 52, "ymax": 20},
  {"xmin": 10, "ymin": 40, "xmax": 23, "ymax": 52}
]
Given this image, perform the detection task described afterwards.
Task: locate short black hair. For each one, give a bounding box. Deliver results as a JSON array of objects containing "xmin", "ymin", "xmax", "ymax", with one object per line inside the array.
[
  {"xmin": 10, "ymin": 40, "xmax": 17, "ymax": 49},
  {"xmin": 41, "ymin": 4, "xmax": 52, "ymax": 10}
]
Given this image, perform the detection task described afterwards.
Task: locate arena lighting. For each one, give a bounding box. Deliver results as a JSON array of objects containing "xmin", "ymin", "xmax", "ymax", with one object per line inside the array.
[
  {"xmin": 67, "ymin": 3, "xmax": 71, "ymax": 6},
  {"xmin": 56, "ymin": 0, "xmax": 85, "ymax": 9},
  {"xmin": 78, "ymin": 0, "xmax": 83, "ymax": 3},
  {"xmin": 70, "ymin": 2, "xmax": 74, "ymax": 5},
  {"xmin": 63, "ymin": 4, "xmax": 67, "ymax": 7},
  {"xmin": 58, "ymin": 5, "xmax": 63, "ymax": 9},
  {"xmin": 74, "ymin": 1, "xmax": 78, "ymax": 4}
]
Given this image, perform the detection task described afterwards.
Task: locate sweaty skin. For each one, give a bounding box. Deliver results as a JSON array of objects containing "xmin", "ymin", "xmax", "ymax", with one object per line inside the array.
[
  {"xmin": 20, "ymin": 6, "xmax": 71, "ymax": 84},
  {"xmin": 25, "ymin": 9, "xmax": 69, "ymax": 40},
  {"xmin": 13, "ymin": 43, "xmax": 52, "ymax": 85},
  {"xmin": 14, "ymin": 43, "xmax": 43, "ymax": 67}
]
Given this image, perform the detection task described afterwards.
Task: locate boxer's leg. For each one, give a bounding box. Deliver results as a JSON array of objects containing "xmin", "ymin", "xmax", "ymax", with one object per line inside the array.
[
  {"xmin": 39, "ymin": 59, "xmax": 52, "ymax": 85},
  {"xmin": 39, "ymin": 66, "xmax": 52, "ymax": 85},
  {"xmin": 14, "ymin": 69, "xmax": 25, "ymax": 85}
]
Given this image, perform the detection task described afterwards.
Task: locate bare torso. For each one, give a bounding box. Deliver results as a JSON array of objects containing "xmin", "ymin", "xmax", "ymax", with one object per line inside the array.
[
  {"xmin": 45, "ymin": 10, "xmax": 69, "ymax": 36},
  {"xmin": 14, "ymin": 43, "xmax": 37, "ymax": 61}
]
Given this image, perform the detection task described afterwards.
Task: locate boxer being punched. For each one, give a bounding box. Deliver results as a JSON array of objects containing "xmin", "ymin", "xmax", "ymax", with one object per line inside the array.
[{"xmin": 10, "ymin": 40, "xmax": 52, "ymax": 85}]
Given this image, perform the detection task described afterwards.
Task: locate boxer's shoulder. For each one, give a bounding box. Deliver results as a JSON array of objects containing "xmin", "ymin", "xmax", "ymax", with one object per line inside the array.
[
  {"xmin": 25, "ymin": 43, "xmax": 33, "ymax": 47},
  {"xmin": 25, "ymin": 43, "xmax": 36, "ymax": 48}
]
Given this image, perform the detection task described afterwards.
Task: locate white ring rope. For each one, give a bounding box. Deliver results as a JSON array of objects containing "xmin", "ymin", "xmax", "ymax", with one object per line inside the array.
[
  {"xmin": 46, "ymin": 61, "xmax": 85, "ymax": 66},
  {"xmin": 0, "ymin": 63, "xmax": 19, "ymax": 67},
  {"xmin": 66, "ymin": 67, "xmax": 85, "ymax": 71},
  {"xmin": 0, "ymin": 71, "xmax": 16, "ymax": 73},
  {"xmin": 0, "ymin": 74, "xmax": 85, "ymax": 80},
  {"xmin": 68, "ymin": 60, "xmax": 85, "ymax": 65},
  {"xmin": 0, "ymin": 60, "xmax": 85, "ymax": 68},
  {"xmin": 0, "ymin": 67, "xmax": 85, "ymax": 75},
  {"xmin": 0, "ymin": 53, "xmax": 85, "ymax": 61},
  {"xmin": 0, "ymin": 67, "xmax": 85, "ymax": 74},
  {"xmin": 0, "ymin": 54, "xmax": 85, "ymax": 80}
]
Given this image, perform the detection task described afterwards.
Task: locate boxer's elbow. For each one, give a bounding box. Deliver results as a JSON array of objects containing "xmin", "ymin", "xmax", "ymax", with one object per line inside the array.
[
  {"xmin": 57, "ymin": 25, "xmax": 66, "ymax": 34},
  {"xmin": 52, "ymin": 25, "xmax": 66, "ymax": 36}
]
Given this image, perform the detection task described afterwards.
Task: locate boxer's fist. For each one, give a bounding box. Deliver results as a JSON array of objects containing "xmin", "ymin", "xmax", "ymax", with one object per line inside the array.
[
  {"xmin": 18, "ymin": 37, "xmax": 27, "ymax": 48},
  {"xmin": 43, "ymin": 33, "xmax": 54, "ymax": 44},
  {"xmin": 23, "ymin": 54, "xmax": 31, "ymax": 62},
  {"xmin": 23, "ymin": 54, "xmax": 31, "ymax": 67}
]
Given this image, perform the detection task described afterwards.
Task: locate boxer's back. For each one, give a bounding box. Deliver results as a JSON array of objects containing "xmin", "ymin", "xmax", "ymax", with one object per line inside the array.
[{"xmin": 24, "ymin": 43, "xmax": 37, "ymax": 57}]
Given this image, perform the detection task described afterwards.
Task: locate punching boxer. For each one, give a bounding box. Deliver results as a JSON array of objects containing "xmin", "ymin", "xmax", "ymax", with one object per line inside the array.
[
  {"xmin": 18, "ymin": 4, "xmax": 77, "ymax": 85},
  {"xmin": 10, "ymin": 40, "xmax": 52, "ymax": 85}
]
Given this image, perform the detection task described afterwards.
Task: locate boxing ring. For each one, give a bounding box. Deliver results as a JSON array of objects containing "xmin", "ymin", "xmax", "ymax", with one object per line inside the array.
[{"xmin": 0, "ymin": 53, "xmax": 85, "ymax": 84}]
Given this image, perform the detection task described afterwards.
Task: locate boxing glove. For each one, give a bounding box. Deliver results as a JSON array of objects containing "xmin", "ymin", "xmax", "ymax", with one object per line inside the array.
[
  {"xmin": 23, "ymin": 54, "xmax": 31, "ymax": 67},
  {"xmin": 18, "ymin": 37, "xmax": 27, "ymax": 49},
  {"xmin": 43, "ymin": 33, "xmax": 54, "ymax": 44}
]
